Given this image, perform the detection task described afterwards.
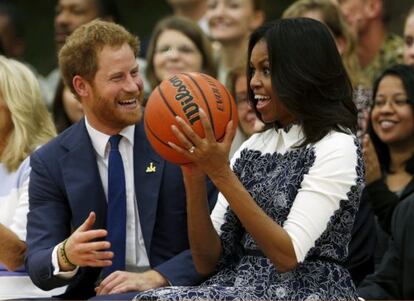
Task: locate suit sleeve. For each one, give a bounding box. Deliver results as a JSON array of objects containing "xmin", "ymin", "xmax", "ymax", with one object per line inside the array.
[
  {"xmin": 25, "ymin": 151, "xmax": 73, "ymax": 290},
  {"xmin": 152, "ymin": 177, "xmax": 218, "ymax": 285}
]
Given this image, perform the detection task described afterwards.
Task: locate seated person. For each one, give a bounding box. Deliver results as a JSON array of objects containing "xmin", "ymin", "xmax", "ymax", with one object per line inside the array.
[
  {"xmin": 25, "ymin": 20, "xmax": 218, "ymax": 300},
  {"xmin": 0, "ymin": 55, "xmax": 64, "ymax": 298},
  {"xmin": 358, "ymin": 64, "xmax": 414, "ymax": 275}
]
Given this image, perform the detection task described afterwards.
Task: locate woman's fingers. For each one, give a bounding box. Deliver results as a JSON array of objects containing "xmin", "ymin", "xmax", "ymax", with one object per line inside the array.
[
  {"xmin": 198, "ymin": 108, "xmax": 216, "ymax": 141},
  {"xmin": 223, "ymin": 120, "xmax": 236, "ymax": 145},
  {"xmin": 171, "ymin": 124, "xmax": 194, "ymax": 151},
  {"xmin": 175, "ymin": 116, "xmax": 202, "ymax": 146}
]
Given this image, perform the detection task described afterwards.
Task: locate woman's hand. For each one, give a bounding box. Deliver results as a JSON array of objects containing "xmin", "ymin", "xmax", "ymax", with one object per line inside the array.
[
  {"xmin": 168, "ymin": 108, "xmax": 236, "ymax": 178},
  {"xmin": 362, "ymin": 134, "xmax": 382, "ymax": 184}
]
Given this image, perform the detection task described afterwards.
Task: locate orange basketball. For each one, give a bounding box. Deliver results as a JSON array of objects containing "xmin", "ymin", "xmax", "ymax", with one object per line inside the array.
[{"xmin": 144, "ymin": 72, "xmax": 238, "ymax": 165}]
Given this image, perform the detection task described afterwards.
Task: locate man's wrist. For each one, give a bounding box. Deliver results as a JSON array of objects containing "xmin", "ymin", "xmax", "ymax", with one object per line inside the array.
[
  {"xmin": 146, "ymin": 269, "xmax": 169, "ymax": 287},
  {"xmin": 58, "ymin": 239, "xmax": 76, "ymax": 271}
]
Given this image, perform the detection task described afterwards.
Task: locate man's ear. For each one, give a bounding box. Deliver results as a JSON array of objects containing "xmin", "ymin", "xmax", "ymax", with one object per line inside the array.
[{"xmin": 73, "ymin": 75, "xmax": 91, "ymax": 99}]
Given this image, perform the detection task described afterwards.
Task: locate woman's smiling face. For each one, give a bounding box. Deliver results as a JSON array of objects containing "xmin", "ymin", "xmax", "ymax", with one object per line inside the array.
[{"xmin": 249, "ymin": 40, "xmax": 295, "ymax": 126}]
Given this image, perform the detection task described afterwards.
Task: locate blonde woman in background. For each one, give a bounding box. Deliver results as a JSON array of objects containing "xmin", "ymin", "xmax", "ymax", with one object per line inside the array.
[
  {"xmin": 0, "ymin": 56, "xmax": 64, "ymax": 299},
  {"xmin": 206, "ymin": 0, "xmax": 265, "ymax": 84}
]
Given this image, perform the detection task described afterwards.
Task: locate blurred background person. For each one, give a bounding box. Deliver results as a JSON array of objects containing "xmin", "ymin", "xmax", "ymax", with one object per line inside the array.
[
  {"xmin": 166, "ymin": 0, "xmax": 209, "ymax": 34},
  {"xmin": 360, "ymin": 64, "xmax": 414, "ymax": 260},
  {"xmin": 0, "ymin": 55, "xmax": 61, "ymax": 299},
  {"xmin": 206, "ymin": 0, "xmax": 265, "ymax": 84},
  {"xmin": 0, "ymin": 1, "xmax": 51, "ymax": 103},
  {"xmin": 226, "ymin": 64, "xmax": 263, "ymax": 158},
  {"xmin": 44, "ymin": 0, "xmax": 120, "ymax": 107},
  {"xmin": 358, "ymin": 63, "xmax": 414, "ymax": 299},
  {"xmin": 403, "ymin": 6, "xmax": 414, "ymax": 67},
  {"xmin": 337, "ymin": 0, "xmax": 404, "ymax": 85},
  {"xmin": 0, "ymin": 1, "xmax": 25, "ymax": 62},
  {"xmin": 145, "ymin": 15, "xmax": 216, "ymax": 102},
  {"xmin": 52, "ymin": 80, "xmax": 84, "ymax": 133}
]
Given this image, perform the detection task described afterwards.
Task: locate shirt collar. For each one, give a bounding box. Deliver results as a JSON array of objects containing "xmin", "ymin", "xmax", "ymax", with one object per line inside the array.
[
  {"xmin": 84, "ymin": 116, "xmax": 135, "ymax": 159},
  {"xmin": 277, "ymin": 123, "xmax": 304, "ymax": 150}
]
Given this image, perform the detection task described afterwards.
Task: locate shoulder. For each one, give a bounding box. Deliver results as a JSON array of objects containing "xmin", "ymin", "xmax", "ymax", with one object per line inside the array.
[
  {"xmin": 314, "ymin": 130, "xmax": 358, "ymax": 155},
  {"xmin": 310, "ymin": 131, "xmax": 360, "ymax": 171},
  {"xmin": 15, "ymin": 156, "xmax": 31, "ymax": 184},
  {"xmin": 33, "ymin": 122, "xmax": 84, "ymax": 159}
]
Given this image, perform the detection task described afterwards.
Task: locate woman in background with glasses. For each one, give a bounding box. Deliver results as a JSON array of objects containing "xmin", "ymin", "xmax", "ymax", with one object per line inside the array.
[
  {"xmin": 363, "ymin": 64, "xmax": 414, "ymax": 233},
  {"xmin": 226, "ymin": 64, "xmax": 263, "ymax": 158},
  {"xmin": 358, "ymin": 63, "xmax": 414, "ymax": 300},
  {"xmin": 360, "ymin": 64, "xmax": 414, "ymax": 268},
  {"xmin": 144, "ymin": 15, "xmax": 216, "ymax": 105}
]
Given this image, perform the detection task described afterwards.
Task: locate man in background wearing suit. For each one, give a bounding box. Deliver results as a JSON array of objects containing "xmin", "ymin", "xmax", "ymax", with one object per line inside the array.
[{"xmin": 25, "ymin": 20, "xmax": 217, "ymax": 300}]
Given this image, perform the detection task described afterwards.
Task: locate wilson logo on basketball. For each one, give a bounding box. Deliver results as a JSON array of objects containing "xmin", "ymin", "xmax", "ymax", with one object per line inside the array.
[
  {"xmin": 169, "ymin": 75, "xmax": 200, "ymax": 125},
  {"xmin": 145, "ymin": 72, "xmax": 238, "ymax": 164}
]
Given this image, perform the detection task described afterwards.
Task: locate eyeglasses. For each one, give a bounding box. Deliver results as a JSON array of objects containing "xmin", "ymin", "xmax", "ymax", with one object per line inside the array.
[
  {"xmin": 373, "ymin": 98, "xmax": 410, "ymax": 108},
  {"xmin": 155, "ymin": 45, "xmax": 199, "ymax": 55},
  {"xmin": 235, "ymin": 93, "xmax": 248, "ymax": 104}
]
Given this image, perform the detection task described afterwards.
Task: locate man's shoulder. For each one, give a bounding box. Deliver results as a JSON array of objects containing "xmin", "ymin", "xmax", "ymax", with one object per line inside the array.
[{"xmin": 33, "ymin": 122, "xmax": 86, "ymax": 160}]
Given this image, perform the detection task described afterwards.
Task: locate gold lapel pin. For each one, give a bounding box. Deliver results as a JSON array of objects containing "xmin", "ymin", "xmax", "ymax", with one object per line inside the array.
[{"xmin": 146, "ymin": 162, "xmax": 156, "ymax": 173}]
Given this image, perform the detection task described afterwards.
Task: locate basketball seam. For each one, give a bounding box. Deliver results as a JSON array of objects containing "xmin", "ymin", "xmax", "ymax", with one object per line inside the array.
[
  {"xmin": 144, "ymin": 117, "xmax": 172, "ymax": 148},
  {"xmin": 158, "ymin": 85, "xmax": 177, "ymax": 118},
  {"xmin": 182, "ymin": 73, "xmax": 216, "ymax": 135}
]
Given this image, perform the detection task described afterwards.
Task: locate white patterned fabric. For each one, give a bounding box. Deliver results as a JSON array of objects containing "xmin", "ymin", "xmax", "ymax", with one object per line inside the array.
[
  {"xmin": 0, "ymin": 157, "xmax": 30, "ymax": 241},
  {"xmin": 135, "ymin": 124, "xmax": 363, "ymax": 301},
  {"xmin": 0, "ymin": 157, "xmax": 66, "ymax": 298}
]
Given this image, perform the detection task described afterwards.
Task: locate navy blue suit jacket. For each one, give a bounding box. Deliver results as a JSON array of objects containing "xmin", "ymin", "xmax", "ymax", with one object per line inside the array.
[{"xmin": 25, "ymin": 119, "xmax": 218, "ymax": 299}]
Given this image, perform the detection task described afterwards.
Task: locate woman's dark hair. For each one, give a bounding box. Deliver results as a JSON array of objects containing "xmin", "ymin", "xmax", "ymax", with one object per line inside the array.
[
  {"xmin": 247, "ymin": 18, "xmax": 357, "ymax": 146},
  {"xmin": 52, "ymin": 80, "xmax": 72, "ymax": 133},
  {"xmin": 368, "ymin": 64, "xmax": 414, "ymax": 174}
]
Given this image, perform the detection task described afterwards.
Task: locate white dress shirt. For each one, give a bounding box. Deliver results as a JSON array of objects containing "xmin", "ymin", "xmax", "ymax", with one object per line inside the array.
[{"xmin": 52, "ymin": 117, "xmax": 149, "ymax": 277}]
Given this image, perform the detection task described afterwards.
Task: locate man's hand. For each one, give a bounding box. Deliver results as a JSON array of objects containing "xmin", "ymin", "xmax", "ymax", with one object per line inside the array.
[
  {"xmin": 95, "ymin": 269, "xmax": 168, "ymax": 295},
  {"xmin": 58, "ymin": 211, "xmax": 113, "ymax": 271}
]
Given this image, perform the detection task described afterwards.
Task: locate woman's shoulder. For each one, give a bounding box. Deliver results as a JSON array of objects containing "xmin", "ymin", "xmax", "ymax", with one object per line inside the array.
[
  {"xmin": 316, "ymin": 130, "xmax": 357, "ymax": 151},
  {"xmin": 312, "ymin": 130, "xmax": 360, "ymax": 164}
]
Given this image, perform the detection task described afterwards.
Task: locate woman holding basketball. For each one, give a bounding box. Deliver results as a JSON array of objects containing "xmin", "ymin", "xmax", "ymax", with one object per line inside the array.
[{"xmin": 135, "ymin": 18, "xmax": 362, "ymax": 300}]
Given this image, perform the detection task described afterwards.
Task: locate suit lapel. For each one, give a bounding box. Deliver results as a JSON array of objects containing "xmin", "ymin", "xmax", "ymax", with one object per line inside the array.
[
  {"xmin": 133, "ymin": 122, "xmax": 164, "ymax": 253},
  {"xmin": 59, "ymin": 121, "xmax": 107, "ymax": 230}
]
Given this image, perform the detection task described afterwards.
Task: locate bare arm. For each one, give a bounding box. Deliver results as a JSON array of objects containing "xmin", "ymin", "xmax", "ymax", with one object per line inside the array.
[
  {"xmin": 181, "ymin": 166, "xmax": 222, "ymax": 276},
  {"xmin": 169, "ymin": 110, "xmax": 297, "ymax": 273},
  {"xmin": 0, "ymin": 223, "xmax": 26, "ymax": 271}
]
